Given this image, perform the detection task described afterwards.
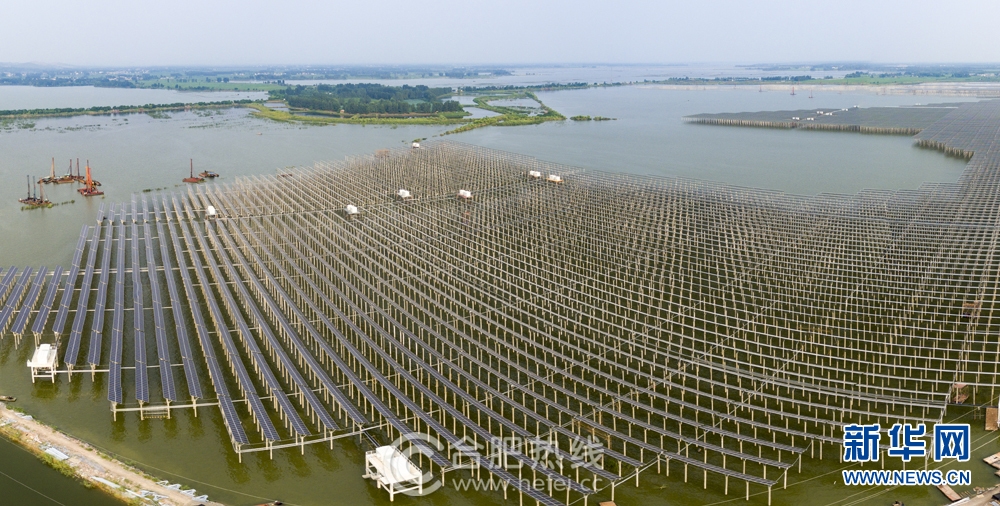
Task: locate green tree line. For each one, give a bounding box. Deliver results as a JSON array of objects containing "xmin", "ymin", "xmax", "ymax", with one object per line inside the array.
[{"xmin": 275, "ymin": 83, "xmax": 462, "ymax": 115}]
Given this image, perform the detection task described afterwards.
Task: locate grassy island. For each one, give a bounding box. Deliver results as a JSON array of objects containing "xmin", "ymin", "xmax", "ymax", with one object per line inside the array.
[{"xmin": 249, "ymin": 84, "xmax": 572, "ymax": 135}]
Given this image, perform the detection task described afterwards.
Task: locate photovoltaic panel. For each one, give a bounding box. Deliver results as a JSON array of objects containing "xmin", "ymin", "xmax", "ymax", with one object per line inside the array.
[
  {"xmin": 87, "ymin": 223, "xmax": 114, "ymax": 367},
  {"xmin": 196, "ymin": 223, "xmax": 310, "ymax": 436},
  {"xmin": 156, "ymin": 220, "xmax": 200, "ymax": 400},
  {"xmin": 131, "ymin": 222, "xmax": 149, "ymax": 404},
  {"xmin": 231, "ymin": 226, "xmax": 371, "ymax": 426},
  {"xmin": 11, "ymin": 267, "xmax": 47, "ymax": 336},
  {"xmin": 218, "ymin": 397, "xmax": 249, "ymax": 445},
  {"xmin": 54, "ymin": 225, "xmax": 91, "ymax": 339},
  {"xmin": 108, "ymin": 362, "xmax": 123, "ymax": 404},
  {"xmin": 31, "ymin": 265, "xmax": 63, "ymax": 337},
  {"xmin": 152, "ymin": 195, "xmax": 162, "ymax": 222},
  {"xmin": 0, "ymin": 268, "xmax": 33, "ymax": 334},
  {"xmin": 143, "ymin": 223, "xmax": 176, "ymax": 402},
  {"xmin": 176, "ymin": 219, "xmax": 280, "ymax": 442},
  {"xmin": 0, "ymin": 267, "xmax": 20, "ymax": 304},
  {"xmin": 213, "ymin": 225, "xmax": 340, "ymax": 432},
  {"xmin": 166, "ymin": 218, "xmax": 252, "ymax": 444}
]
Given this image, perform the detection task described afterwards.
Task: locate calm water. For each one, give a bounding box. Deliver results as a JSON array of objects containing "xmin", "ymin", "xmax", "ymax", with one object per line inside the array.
[
  {"xmin": 0, "ymin": 435, "xmax": 120, "ymax": 505},
  {"xmin": 0, "ymin": 86, "xmax": 266, "ymax": 110},
  {"xmin": 0, "ymin": 81, "xmax": 982, "ymax": 506}
]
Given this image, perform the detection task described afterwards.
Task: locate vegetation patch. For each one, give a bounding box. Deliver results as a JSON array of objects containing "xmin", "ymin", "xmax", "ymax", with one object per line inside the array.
[
  {"xmin": 273, "ymin": 83, "xmax": 462, "ymax": 115},
  {"xmin": 0, "ymin": 100, "xmax": 257, "ymax": 121}
]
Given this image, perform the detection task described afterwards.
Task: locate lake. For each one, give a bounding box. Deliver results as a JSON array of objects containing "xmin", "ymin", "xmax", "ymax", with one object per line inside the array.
[{"xmin": 0, "ymin": 78, "xmax": 979, "ymax": 506}]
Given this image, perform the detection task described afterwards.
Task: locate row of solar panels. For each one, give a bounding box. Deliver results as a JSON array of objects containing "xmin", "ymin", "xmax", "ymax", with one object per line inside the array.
[
  {"xmin": 166, "ymin": 216, "xmax": 249, "ymax": 445},
  {"xmin": 174, "ymin": 217, "xmax": 279, "ymax": 442},
  {"xmin": 186, "ymin": 218, "xmax": 296, "ymax": 441},
  {"xmin": 238, "ymin": 215, "xmax": 573, "ymax": 503},
  {"xmin": 272, "ymin": 217, "xmax": 594, "ymax": 495},
  {"xmin": 108, "ymin": 222, "xmax": 125, "ymax": 405},
  {"xmin": 144, "ymin": 223, "xmax": 177, "ymax": 402},
  {"xmin": 0, "ymin": 267, "xmax": 38, "ymax": 334},
  {"xmin": 210, "ymin": 224, "xmax": 340, "ymax": 433}
]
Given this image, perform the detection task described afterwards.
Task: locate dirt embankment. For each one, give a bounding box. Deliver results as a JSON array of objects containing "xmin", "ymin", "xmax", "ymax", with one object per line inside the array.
[{"xmin": 0, "ymin": 403, "xmax": 225, "ymax": 506}]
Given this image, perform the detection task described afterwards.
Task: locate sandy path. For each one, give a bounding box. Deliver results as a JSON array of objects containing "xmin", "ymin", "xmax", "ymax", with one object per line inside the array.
[{"xmin": 0, "ymin": 403, "xmax": 225, "ymax": 506}]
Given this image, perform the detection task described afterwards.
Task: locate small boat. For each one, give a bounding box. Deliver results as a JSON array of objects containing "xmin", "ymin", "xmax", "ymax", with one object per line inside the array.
[
  {"xmin": 199, "ymin": 170, "xmax": 220, "ymax": 179},
  {"xmin": 0, "ymin": 395, "xmax": 15, "ymax": 402}
]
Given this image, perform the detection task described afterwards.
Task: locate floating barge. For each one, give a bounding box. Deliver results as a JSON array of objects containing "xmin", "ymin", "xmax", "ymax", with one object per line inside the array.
[
  {"xmin": 41, "ymin": 157, "xmax": 76, "ymax": 185},
  {"xmin": 18, "ymin": 176, "xmax": 52, "ymax": 208},
  {"xmin": 77, "ymin": 162, "xmax": 104, "ymax": 197},
  {"xmin": 184, "ymin": 159, "xmax": 204, "ymax": 183}
]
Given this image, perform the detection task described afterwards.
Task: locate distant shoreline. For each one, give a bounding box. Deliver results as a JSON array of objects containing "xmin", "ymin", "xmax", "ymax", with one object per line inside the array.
[{"xmin": 642, "ymin": 82, "xmax": 1000, "ymax": 97}]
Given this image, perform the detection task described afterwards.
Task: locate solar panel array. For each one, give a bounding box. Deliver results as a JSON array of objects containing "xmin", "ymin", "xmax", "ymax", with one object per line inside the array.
[
  {"xmin": 31, "ymin": 265, "xmax": 62, "ymax": 338},
  {"xmin": 87, "ymin": 220, "xmax": 114, "ymax": 367},
  {"xmin": 11, "ymin": 267, "xmax": 46, "ymax": 336},
  {"xmin": 143, "ymin": 221, "xmax": 176, "ymax": 402},
  {"xmin": 0, "ymin": 268, "xmax": 34, "ymax": 334},
  {"xmin": 107, "ymin": 223, "xmax": 125, "ymax": 405},
  {"xmin": 63, "ymin": 225, "xmax": 100, "ymax": 366},
  {"xmin": 17, "ymin": 100, "xmax": 1000, "ymax": 504}
]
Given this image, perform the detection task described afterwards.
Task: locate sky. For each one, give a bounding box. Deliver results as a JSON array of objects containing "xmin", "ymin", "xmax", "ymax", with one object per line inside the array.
[{"xmin": 2, "ymin": 0, "xmax": 999, "ymax": 66}]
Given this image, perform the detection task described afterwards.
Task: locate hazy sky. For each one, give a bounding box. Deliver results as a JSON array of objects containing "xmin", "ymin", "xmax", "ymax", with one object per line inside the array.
[{"xmin": 2, "ymin": 0, "xmax": 998, "ymax": 66}]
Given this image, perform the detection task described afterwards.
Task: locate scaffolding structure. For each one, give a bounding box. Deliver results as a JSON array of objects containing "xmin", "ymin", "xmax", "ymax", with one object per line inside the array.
[{"xmin": 4, "ymin": 99, "xmax": 1000, "ymax": 504}]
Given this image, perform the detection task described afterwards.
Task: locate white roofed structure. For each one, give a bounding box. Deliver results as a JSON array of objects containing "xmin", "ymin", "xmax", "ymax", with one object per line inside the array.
[
  {"xmin": 27, "ymin": 343, "xmax": 57, "ymax": 383},
  {"xmin": 363, "ymin": 445, "xmax": 424, "ymax": 501}
]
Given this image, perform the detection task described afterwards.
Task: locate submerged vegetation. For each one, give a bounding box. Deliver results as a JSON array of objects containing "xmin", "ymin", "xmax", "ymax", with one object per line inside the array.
[
  {"xmin": 0, "ymin": 100, "xmax": 257, "ymax": 120},
  {"xmin": 440, "ymin": 92, "xmax": 565, "ymax": 135},
  {"xmin": 247, "ymin": 103, "xmax": 463, "ymax": 126}
]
